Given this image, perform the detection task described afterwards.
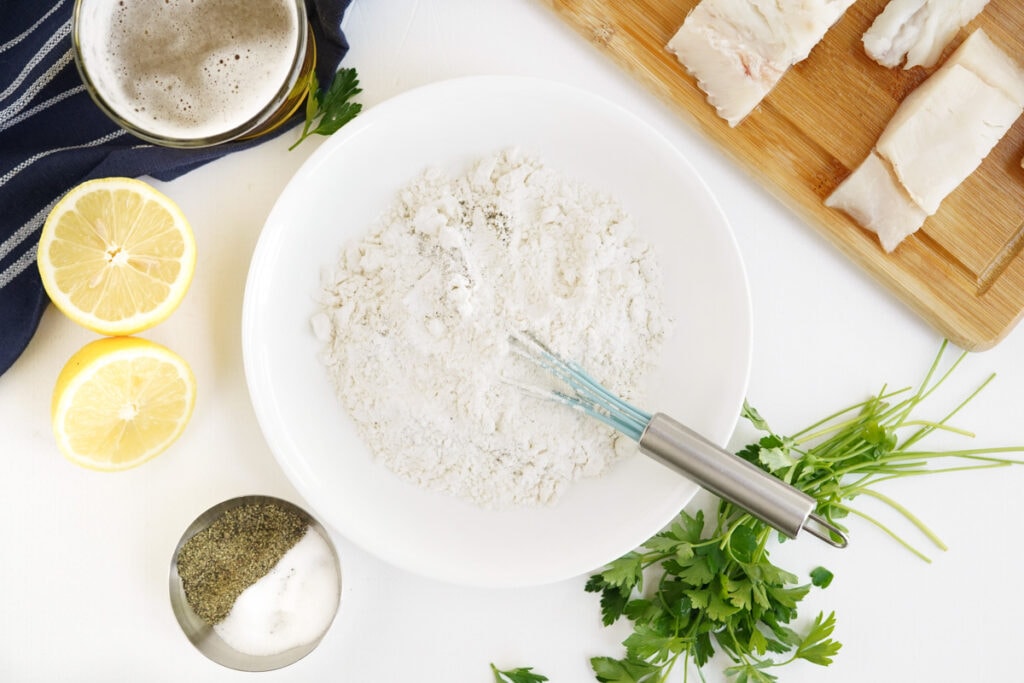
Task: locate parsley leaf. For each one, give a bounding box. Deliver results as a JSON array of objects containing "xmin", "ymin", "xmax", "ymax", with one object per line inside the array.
[
  {"xmin": 758, "ymin": 442, "xmax": 797, "ymax": 473},
  {"xmin": 590, "ymin": 656, "xmax": 659, "ymax": 683},
  {"xmin": 727, "ymin": 523, "xmax": 759, "ymax": 564},
  {"xmin": 601, "ymin": 554, "xmax": 644, "ymax": 592},
  {"xmin": 741, "ymin": 400, "xmax": 772, "ymax": 432},
  {"xmin": 726, "ymin": 660, "xmax": 780, "ymax": 683},
  {"xmin": 623, "ymin": 625, "xmax": 687, "ymax": 662},
  {"xmin": 793, "ymin": 612, "xmax": 842, "ymax": 666},
  {"xmin": 810, "ymin": 566, "xmax": 834, "ymax": 588},
  {"xmin": 289, "ymin": 67, "xmax": 362, "ymax": 150},
  {"xmin": 489, "ymin": 663, "xmax": 548, "ymax": 683}
]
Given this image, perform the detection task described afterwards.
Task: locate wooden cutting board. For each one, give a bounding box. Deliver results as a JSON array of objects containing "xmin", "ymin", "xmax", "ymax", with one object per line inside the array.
[{"xmin": 537, "ymin": 0, "xmax": 1024, "ymax": 351}]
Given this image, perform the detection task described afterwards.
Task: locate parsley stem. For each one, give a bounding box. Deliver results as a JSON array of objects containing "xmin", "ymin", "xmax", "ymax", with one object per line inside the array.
[
  {"xmin": 788, "ymin": 388, "xmax": 907, "ymax": 441},
  {"xmin": 896, "ymin": 447, "xmax": 1024, "ymax": 461},
  {"xmin": 849, "ymin": 487, "xmax": 947, "ymax": 550},
  {"xmin": 898, "ymin": 420, "xmax": 975, "ymax": 436},
  {"xmin": 658, "ymin": 653, "xmax": 679, "ymax": 683},
  {"xmin": 288, "ymin": 120, "xmax": 313, "ymax": 151},
  {"xmin": 856, "ymin": 461, "xmax": 1012, "ymax": 488},
  {"xmin": 902, "ymin": 373, "xmax": 995, "ymax": 450},
  {"xmin": 794, "ymin": 412, "xmax": 875, "ymax": 445},
  {"xmin": 833, "ymin": 503, "xmax": 932, "ymax": 562}
]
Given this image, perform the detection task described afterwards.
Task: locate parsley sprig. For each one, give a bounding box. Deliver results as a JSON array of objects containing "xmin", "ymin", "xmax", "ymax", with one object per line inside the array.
[
  {"xmin": 289, "ymin": 67, "xmax": 362, "ymax": 150},
  {"xmin": 586, "ymin": 509, "xmax": 839, "ymax": 683},
  {"xmin": 586, "ymin": 341, "xmax": 1024, "ymax": 682}
]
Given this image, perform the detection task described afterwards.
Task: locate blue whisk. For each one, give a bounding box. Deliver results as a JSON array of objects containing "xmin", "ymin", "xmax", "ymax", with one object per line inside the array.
[{"xmin": 510, "ymin": 331, "xmax": 846, "ymax": 548}]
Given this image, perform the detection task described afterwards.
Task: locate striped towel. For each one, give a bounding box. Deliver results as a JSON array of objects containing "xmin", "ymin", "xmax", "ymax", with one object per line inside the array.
[{"xmin": 0, "ymin": 0, "xmax": 352, "ymax": 376}]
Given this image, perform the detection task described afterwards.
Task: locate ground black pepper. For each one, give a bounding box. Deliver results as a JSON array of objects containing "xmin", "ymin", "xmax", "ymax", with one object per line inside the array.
[{"xmin": 176, "ymin": 501, "xmax": 308, "ymax": 625}]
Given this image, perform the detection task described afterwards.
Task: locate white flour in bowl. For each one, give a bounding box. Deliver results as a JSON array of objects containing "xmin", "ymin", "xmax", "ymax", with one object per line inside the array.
[{"xmin": 312, "ymin": 148, "xmax": 668, "ymax": 507}]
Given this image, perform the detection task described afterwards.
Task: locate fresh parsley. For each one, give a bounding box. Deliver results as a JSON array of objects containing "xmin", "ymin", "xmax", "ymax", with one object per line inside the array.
[
  {"xmin": 289, "ymin": 67, "xmax": 362, "ymax": 150},
  {"xmin": 490, "ymin": 662, "xmax": 549, "ymax": 683},
  {"xmin": 585, "ymin": 340, "xmax": 1023, "ymax": 682}
]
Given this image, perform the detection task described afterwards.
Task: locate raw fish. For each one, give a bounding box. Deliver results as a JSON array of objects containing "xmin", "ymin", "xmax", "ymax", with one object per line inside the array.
[
  {"xmin": 863, "ymin": 0, "xmax": 990, "ymax": 69},
  {"xmin": 825, "ymin": 151, "xmax": 927, "ymax": 253},
  {"xmin": 667, "ymin": 0, "xmax": 855, "ymax": 126},
  {"xmin": 876, "ymin": 63, "xmax": 1020, "ymax": 215},
  {"xmin": 828, "ymin": 29, "xmax": 1024, "ymax": 252}
]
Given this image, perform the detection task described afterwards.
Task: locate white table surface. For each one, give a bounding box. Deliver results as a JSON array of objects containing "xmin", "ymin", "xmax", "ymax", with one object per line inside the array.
[{"xmin": 3, "ymin": 1, "xmax": 1023, "ymax": 681}]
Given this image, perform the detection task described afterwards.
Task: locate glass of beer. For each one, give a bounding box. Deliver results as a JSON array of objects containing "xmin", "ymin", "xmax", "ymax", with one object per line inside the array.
[{"xmin": 72, "ymin": 0, "xmax": 316, "ymax": 148}]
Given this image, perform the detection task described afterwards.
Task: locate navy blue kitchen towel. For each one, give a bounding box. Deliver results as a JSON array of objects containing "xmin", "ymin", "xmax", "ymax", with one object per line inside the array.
[{"xmin": 0, "ymin": 0, "xmax": 353, "ymax": 377}]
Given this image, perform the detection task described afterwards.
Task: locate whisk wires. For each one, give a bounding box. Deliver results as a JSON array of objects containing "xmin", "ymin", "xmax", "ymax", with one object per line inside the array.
[{"xmin": 509, "ymin": 331, "xmax": 652, "ymax": 442}]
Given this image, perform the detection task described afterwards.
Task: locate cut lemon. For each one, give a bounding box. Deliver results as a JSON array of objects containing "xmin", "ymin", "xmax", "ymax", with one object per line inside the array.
[
  {"xmin": 52, "ymin": 336, "xmax": 197, "ymax": 471},
  {"xmin": 37, "ymin": 177, "xmax": 196, "ymax": 335}
]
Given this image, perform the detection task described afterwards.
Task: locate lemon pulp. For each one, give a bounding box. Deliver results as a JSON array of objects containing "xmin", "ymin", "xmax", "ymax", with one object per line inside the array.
[
  {"xmin": 37, "ymin": 177, "xmax": 196, "ymax": 335},
  {"xmin": 51, "ymin": 336, "xmax": 196, "ymax": 471}
]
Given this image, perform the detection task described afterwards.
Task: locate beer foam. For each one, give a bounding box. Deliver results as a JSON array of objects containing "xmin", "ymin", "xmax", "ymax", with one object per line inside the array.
[{"xmin": 77, "ymin": 0, "xmax": 301, "ymax": 141}]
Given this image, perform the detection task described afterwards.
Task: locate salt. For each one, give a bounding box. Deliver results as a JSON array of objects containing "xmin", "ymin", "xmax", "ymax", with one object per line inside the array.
[{"xmin": 213, "ymin": 528, "xmax": 340, "ymax": 657}]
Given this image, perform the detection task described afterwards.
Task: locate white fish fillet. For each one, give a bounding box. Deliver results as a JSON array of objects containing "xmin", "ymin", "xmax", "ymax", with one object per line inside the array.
[
  {"xmin": 877, "ymin": 63, "xmax": 1020, "ymax": 215},
  {"xmin": 946, "ymin": 29, "xmax": 1024, "ymax": 105},
  {"xmin": 667, "ymin": 0, "xmax": 856, "ymax": 126},
  {"xmin": 828, "ymin": 29, "xmax": 1024, "ymax": 252},
  {"xmin": 863, "ymin": 0, "xmax": 990, "ymax": 69},
  {"xmin": 825, "ymin": 151, "xmax": 927, "ymax": 253}
]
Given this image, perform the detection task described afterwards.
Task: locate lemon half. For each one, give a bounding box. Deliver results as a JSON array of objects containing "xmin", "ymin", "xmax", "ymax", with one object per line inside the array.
[
  {"xmin": 52, "ymin": 336, "xmax": 197, "ymax": 471},
  {"xmin": 37, "ymin": 177, "xmax": 196, "ymax": 335}
]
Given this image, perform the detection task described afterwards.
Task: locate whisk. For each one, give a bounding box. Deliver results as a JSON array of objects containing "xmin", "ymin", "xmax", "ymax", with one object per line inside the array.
[{"xmin": 510, "ymin": 331, "xmax": 847, "ymax": 548}]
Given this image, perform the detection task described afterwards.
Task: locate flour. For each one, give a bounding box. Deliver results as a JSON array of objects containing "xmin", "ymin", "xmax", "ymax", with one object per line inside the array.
[{"xmin": 312, "ymin": 148, "xmax": 668, "ymax": 507}]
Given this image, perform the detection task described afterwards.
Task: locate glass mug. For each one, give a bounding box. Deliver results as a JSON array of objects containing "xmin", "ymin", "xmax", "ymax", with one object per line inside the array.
[{"xmin": 72, "ymin": 0, "xmax": 316, "ymax": 148}]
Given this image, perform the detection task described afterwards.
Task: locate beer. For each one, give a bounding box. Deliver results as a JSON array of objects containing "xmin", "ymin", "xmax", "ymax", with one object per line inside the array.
[{"xmin": 72, "ymin": 0, "xmax": 313, "ymax": 147}]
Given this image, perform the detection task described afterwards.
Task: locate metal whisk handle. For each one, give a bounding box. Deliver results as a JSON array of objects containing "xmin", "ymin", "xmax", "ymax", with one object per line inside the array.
[{"xmin": 639, "ymin": 413, "xmax": 847, "ymax": 547}]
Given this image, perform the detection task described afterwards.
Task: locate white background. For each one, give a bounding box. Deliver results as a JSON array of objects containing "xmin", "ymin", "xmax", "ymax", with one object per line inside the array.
[{"xmin": 3, "ymin": 1, "xmax": 1023, "ymax": 681}]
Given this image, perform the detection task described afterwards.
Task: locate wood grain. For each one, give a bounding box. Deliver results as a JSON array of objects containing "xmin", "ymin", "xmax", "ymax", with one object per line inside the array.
[{"xmin": 537, "ymin": 0, "xmax": 1024, "ymax": 350}]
